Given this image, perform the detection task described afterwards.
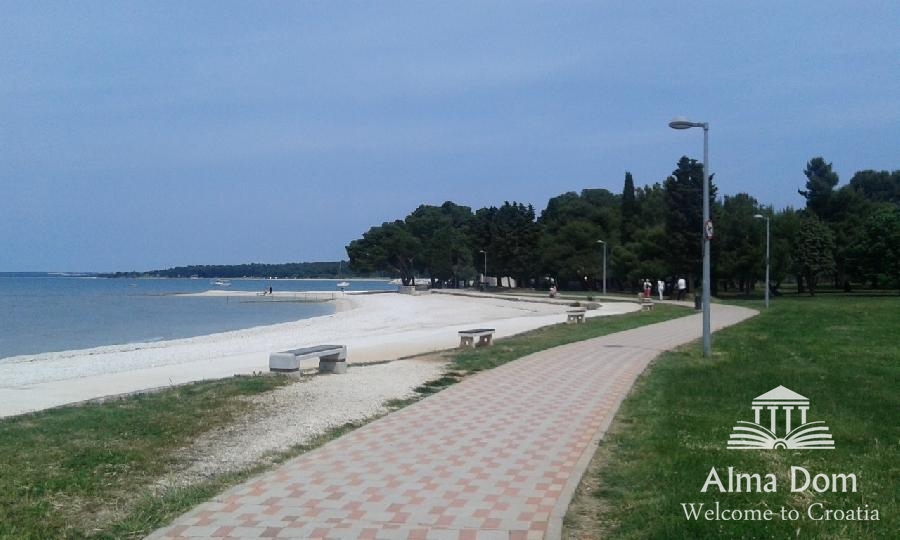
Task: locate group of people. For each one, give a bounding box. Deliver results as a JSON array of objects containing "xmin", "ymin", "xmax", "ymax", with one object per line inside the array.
[{"xmin": 642, "ymin": 277, "xmax": 688, "ymax": 301}]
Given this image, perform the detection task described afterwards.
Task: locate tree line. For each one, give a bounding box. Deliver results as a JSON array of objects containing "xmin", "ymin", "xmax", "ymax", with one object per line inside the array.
[
  {"xmin": 105, "ymin": 261, "xmax": 357, "ymax": 279},
  {"xmin": 346, "ymin": 156, "xmax": 900, "ymax": 294}
]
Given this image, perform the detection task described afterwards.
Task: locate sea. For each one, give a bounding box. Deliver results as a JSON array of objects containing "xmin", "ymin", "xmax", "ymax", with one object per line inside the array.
[{"xmin": 0, "ymin": 273, "xmax": 395, "ymax": 360}]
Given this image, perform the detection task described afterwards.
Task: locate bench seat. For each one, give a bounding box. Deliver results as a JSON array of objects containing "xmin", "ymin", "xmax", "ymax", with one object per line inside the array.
[
  {"xmin": 270, "ymin": 344, "xmax": 347, "ymax": 374},
  {"xmin": 458, "ymin": 328, "xmax": 495, "ymax": 349},
  {"xmin": 567, "ymin": 308, "xmax": 586, "ymax": 324}
]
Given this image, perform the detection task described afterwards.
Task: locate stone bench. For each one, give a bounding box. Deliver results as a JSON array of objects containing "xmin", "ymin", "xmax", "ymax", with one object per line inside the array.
[
  {"xmin": 458, "ymin": 328, "xmax": 495, "ymax": 349},
  {"xmin": 269, "ymin": 344, "xmax": 347, "ymax": 374},
  {"xmin": 638, "ymin": 293, "xmax": 654, "ymax": 311},
  {"xmin": 567, "ymin": 308, "xmax": 587, "ymax": 324}
]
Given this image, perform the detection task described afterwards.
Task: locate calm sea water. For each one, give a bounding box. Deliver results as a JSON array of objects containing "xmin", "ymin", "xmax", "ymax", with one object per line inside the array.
[{"xmin": 0, "ymin": 275, "xmax": 394, "ymax": 360}]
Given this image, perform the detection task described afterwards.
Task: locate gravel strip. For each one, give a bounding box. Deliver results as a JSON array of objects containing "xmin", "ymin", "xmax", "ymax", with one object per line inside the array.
[{"xmin": 158, "ymin": 356, "xmax": 448, "ymax": 489}]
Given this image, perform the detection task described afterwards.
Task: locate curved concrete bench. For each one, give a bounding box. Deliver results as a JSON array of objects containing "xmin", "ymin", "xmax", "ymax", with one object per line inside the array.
[{"xmin": 270, "ymin": 345, "xmax": 347, "ymax": 374}]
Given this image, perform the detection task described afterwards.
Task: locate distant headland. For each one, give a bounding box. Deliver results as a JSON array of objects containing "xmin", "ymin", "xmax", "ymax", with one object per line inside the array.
[{"xmin": 100, "ymin": 261, "xmax": 362, "ymax": 280}]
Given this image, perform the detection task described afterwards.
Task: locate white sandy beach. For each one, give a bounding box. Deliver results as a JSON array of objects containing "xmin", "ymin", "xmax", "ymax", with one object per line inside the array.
[{"xmin": 0, "ymin": 291, "xmax": 639, "ymax": 418}]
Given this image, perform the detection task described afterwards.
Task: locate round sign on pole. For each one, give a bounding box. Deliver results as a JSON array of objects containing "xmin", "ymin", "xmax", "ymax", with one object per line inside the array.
[{"xmin": 705, "ymin": 219, "xmax": 714, "ymax": 239}]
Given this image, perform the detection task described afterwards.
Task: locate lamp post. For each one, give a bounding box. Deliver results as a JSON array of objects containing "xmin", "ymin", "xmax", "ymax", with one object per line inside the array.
[
  {"xmin": 669, "ymin": 117, "xmax": 711, "ymax": 357},
  {"xmin": 479, "ymin": 249, "xmax": 487, "ymax": 288},
  {"xmin": 596, "ymin": 240, "xmax": 607, "ymax": 295},
  {"xmin": 754, "ymin": 214, "xmax": 770, "ymax": 309}
]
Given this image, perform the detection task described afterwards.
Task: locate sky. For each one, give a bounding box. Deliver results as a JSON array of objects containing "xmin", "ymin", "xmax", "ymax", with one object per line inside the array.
[{"xmin": 2, "ymin": 1, "xmax": 898, "ymax": 272}]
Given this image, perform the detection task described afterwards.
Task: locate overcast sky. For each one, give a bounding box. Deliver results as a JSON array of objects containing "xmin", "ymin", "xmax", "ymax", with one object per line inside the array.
[{"xmin": 2, "ymin": 1, "xmax": 898, "ymax": 272}]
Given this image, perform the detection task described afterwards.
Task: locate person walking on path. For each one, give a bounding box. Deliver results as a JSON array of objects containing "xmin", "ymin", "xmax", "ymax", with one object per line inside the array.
[
  {"xmin": 657, "ymin": 279, "xmax": 665, "ymax": 301},
  {"xmin": 643, "ymin": 278, "xmax": 652, "ymax": 299},
  {"xmin": 677, "ymin": 277, "xmax": 687, "ymax": 301}
]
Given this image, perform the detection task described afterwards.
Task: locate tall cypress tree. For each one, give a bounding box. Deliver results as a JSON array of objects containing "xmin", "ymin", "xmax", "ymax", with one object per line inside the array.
[
  {"xmin": 794, "ymin": 215, "xmax": 836, "ymax": 295},
  {"xmin": 621, "ymin": 171, "xmax": 637, "ymax": 244}
]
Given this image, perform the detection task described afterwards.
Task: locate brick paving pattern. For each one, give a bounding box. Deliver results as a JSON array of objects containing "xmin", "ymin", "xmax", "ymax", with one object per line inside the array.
[{"xmin": 148, "ymin": 304, "xmax": 756, "ymax": 540}]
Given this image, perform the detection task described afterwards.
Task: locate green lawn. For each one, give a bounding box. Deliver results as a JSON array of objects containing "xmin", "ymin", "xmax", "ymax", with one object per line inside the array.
[
  {"xmin": 565, "ymin": 296, "xmax": 899, "ymax": 539},
  {"xmin": 0, "ymin": 376, "xmax": 292, "ymax": 540}
]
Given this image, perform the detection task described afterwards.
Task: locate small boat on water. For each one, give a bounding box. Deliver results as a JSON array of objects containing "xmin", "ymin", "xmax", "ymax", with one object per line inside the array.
[
  {"xmin": 212, "ymin": 280, "xmax": 231, "ymax": 287},
  {"xmin": 336, "ymin": 281, "xmax": 350, "ymax": 290}
]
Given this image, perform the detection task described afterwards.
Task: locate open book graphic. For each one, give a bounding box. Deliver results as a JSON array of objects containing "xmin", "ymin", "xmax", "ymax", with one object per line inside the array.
[{"xmin": 727, "ymin": 421, "xmax": 834, "ymax": 449}]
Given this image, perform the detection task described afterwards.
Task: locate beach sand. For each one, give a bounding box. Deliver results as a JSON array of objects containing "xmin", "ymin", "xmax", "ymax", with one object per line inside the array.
[{"xmin": 0, "ymin": 291, "xmax": 639, "ymax": 418}]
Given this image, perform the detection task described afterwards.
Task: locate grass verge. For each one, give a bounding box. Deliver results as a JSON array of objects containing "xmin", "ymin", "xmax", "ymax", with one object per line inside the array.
[
  {"xmin": 407, "ymin": 304, "xmax": 690, "ymax": 397},
  {"xmin": 0, "ymin": 302, "xmax": 691, "ymax": 539},
  {"xmin": 451, "ymin": 304, "xmax": 688, "ymax": 374},
  {"xmin": 563, "ymin": 296, "xmax": 899, "ymax": 539},
  {"xmin": 0, "ymin": 375, "xmax": 292, "ymax": 540}
]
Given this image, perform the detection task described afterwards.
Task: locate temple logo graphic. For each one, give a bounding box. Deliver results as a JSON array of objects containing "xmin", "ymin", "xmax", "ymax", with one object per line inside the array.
[{"xmin": 727, "ymin": 386, "xmax": 834, "ymax": 450}]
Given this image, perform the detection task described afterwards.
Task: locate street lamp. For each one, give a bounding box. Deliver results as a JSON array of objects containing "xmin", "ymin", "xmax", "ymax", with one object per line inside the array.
[
  {"xmin": 669, "ymin": 116, "xmax": 711, "ymax": 357},
  {"xmin": 596, "ymin": 240, "xmax": 607, "ymax": 295},
  {"xmin": 479, "ymin": 249, "xmax": 487, "ymax": 288},
  {"xmin": 754, "ymin": 214, "xmax": 770, "ymax": 309}
]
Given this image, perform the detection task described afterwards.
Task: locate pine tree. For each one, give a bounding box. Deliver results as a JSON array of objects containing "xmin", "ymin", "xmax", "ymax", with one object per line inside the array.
[{"xmin": 798, "ymin": 157, "xmax": 839, "ymax": 220}]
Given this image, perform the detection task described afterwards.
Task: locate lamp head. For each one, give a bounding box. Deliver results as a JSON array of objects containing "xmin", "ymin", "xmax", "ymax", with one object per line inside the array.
[
  {"xmin": 753, "ymin": 214, "xmax": 765, "ymax": 219},
  {"xmin": 669, "ymin": 116, "xmax": 696, "ymax": 129}
]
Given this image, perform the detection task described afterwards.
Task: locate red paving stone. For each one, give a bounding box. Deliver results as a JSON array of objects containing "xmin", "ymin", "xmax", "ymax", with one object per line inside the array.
[{"xmin": 147, "ymin": 304, "xmax": 755, "ymax": 540}]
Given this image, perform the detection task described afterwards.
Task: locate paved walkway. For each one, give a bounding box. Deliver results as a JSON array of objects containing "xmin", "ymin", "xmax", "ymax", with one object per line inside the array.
[{"xmin": 148, "ymin": 304, "xmax": 756, "ymax": 540}]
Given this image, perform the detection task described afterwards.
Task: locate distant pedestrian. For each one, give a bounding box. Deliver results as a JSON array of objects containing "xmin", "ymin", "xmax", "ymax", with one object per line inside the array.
[
  {"xmin": 643, "ymin": 279, "xmax": 652, "ymax": 299},
  {"xmin": 269, "ymin": 286, "xmax": 273, "ymax": 295},
  {"xmin": 677, "ymin": 277, "xmax": 687, "ymax": 301},
  {"xmin": 657, "ymin": 279, "xmax": 664, "ymax": 301}
]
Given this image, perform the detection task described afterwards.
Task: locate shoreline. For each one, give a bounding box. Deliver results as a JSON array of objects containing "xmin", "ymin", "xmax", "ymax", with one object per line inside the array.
[
  {"xmin": 0, "ymin": 292, "xmax": 640, "ymax": 418},
  {"xmin": 174, "ymin": 290, "xmax": 369, "ymax": 298},
  {"xmin": 0, "ymin": 294, "xmax": 357, "ymax": 368},
  {"xmin": 0, "ymin": 292, "xmax": 349, "ymax": 365},
  {"xmin": 0, "ymin": 290, "xmax": 381, "ymax": 364}
]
